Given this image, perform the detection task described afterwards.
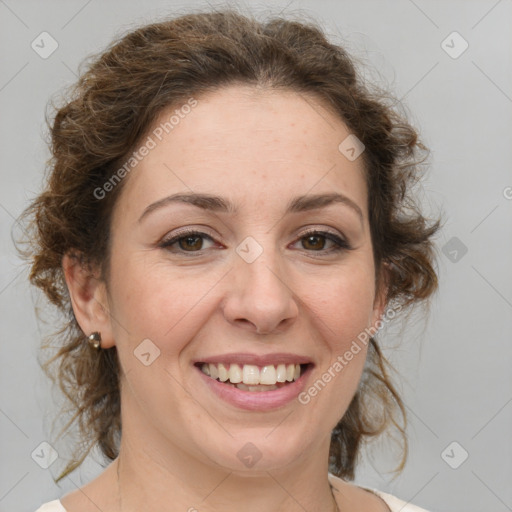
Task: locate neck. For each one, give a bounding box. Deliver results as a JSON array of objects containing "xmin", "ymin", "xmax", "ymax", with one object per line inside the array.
[{"xmin": 115, "ymin": 419, "xmax": 339, "ymax": 512}]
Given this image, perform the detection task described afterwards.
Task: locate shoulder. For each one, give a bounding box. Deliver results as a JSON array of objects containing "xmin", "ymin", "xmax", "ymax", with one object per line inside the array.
[
  {"xmin": 328, "ymin": 473, "xmax": 430, "ymax": 512},
  {"xmin": 34, "ymin": 500, "xmax": 67, "ymax": 512},
  {"xmin": 365, "ymin": 489, "xmax": 431, "ymax": 512},
  {"xmin": 50, "ymin": 459, "xmax": 119, "ymax": 512}
]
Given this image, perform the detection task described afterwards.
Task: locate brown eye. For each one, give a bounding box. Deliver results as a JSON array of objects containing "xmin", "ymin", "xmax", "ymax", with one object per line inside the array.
[
  {"xmin": 160, "ymin": 230, "xmax": 215, "ymax": 254},
  {"xmin": 297, "ymin": 230, "xmax": 350, "ymax": 253},
  {"xmin": 302, "ymin": 234, "xmax": 327, "ymax": 251},
  {"xmin": 178, "ymin": 235, "xmax": 204, "ymax": 251}
]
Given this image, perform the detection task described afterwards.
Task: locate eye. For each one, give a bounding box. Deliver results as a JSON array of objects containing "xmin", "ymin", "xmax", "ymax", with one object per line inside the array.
[
  {"xmin": 293, "ymin": 230, "xmax": 351, "ymax": 254},
  {"xmin": 159, "ymin": 228, "xmax": 351, "ymax": 256},
  {"xmin": 159, "ymin": 230, "xmax": 216, "ymax": 254}
]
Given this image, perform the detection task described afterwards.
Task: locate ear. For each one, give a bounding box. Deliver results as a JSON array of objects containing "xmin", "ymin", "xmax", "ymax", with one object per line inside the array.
[
  {"xmin": 62, "ymin": 251, "xmax": 115, "ymax": 349},
  {"xmin": 369, "ymin": 261, "xmax": 391, "ymax": 329}
]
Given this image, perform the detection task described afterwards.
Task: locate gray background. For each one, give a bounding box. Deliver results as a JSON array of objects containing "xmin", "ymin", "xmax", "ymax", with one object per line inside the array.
[{"xmin": 1, "ymin": 1, "xmax": 511, "ymax": 511}]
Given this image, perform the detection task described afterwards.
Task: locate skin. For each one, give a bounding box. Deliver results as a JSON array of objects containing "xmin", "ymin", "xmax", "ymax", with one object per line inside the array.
[{"xmin": 62, "ymin": 85, "xmax": 391, "ymax": 512}]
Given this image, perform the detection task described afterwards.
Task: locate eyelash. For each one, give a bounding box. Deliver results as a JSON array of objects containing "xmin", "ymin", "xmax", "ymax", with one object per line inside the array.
[{"xmin": 158, "ymin": 228, "xmax": 352, "ymax": 256}]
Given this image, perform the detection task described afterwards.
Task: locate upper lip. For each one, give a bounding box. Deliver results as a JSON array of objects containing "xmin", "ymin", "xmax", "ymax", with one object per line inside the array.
[{"xmin": 194, "ymin": 353, "xmax": 314, "ymax": 367}]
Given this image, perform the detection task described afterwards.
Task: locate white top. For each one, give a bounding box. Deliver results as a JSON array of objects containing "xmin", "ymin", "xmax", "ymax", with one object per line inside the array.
[{"xmin": 35, "ymin": 487, "xmax": 429, "ymax": 511}]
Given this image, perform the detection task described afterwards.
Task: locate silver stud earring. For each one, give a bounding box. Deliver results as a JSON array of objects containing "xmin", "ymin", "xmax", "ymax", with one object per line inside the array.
[{"xmin": 87, "ymin": 331, "xmax": 102, "ymax": 349}]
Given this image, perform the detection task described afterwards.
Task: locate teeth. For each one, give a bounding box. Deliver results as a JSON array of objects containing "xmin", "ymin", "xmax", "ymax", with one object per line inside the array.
[
  {"xmin": 276, "ymin": 364, "xmax": 287, "ymax": 382},
  {"xmin": 229, "ymin": 363, "xmax": 243, "ymax": 384},
  {"xmin": 242, "ymin": 365, "xmax": 260, "ymax": 385},
  {"xmin": 218, "ymin": 363, "xmax": 229, "ymax": 382},
  {"xmin": 200, "ymin": 362, "xmax": 303, "ymax": 386},
  {"xmin": 235, "ymin": 383, "xmax": 279, "ymax": 392},
  {"xmin": 209, "ymin": 364, "xmax": 218, "ymax": 380},
  {"xmin": 260, "ymin": 365, "xmax": 277, "ymax": 385}
]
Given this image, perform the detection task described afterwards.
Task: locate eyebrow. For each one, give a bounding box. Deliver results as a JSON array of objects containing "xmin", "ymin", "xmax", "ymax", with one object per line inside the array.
[{"xmin": 138, "ymin": 192, "xmax": 364, "ymax": 224}]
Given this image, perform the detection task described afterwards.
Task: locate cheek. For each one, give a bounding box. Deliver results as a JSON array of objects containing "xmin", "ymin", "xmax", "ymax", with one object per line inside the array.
[
  {"xmin": 301, "ymin": 276, "xmax": 374, "ymax": 414},
  {"xmin": 108, "ymin": 255, "xmax": 221, "ymax": 353},
  {"xmin": 306, "ymin": 265, "xmax": 376, "ymax": 347}
]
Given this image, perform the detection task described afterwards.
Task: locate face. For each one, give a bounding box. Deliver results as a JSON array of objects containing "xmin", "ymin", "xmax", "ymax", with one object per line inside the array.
[{"xmin": 100, "ymin": 85, "xmax": 387, "ymax": 473}]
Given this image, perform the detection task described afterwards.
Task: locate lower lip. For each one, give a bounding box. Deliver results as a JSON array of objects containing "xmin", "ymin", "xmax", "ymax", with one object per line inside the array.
[{"xmin": 196, "ymin": 365, "xmax": 313, "ymax": 411}]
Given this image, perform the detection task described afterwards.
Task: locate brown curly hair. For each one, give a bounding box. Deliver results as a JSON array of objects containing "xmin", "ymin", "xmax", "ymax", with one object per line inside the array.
[{"xmin": 17, "ymin": 7, "xmax": 442, "ymax": 483}]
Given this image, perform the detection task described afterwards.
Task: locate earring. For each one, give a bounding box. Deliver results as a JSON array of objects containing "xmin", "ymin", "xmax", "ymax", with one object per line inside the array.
[{"xmin": 87, "ymin": 331, "xmax": 102, "ymax": 349}]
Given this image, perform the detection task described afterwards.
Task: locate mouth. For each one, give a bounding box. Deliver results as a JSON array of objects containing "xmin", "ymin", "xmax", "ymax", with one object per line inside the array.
[
  {"xmin": 193, "ymin": 355, "xmax": 314, "ymax": 410},
  {"xmin": 195, "ymin": 362, "xmax": 310, "ymax": 392}
]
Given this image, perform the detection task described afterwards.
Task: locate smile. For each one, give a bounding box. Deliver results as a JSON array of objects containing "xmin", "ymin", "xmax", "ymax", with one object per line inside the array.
[
  {"xmin": 199, "ymin": 362, "xmax": 306, "ymax": 391},
  {"xmin": 194, "ymin": 353, "xmax": 314, "ymax": 410}
]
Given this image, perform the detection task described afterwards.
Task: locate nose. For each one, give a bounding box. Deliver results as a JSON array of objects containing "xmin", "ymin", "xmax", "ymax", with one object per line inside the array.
[{"xmin": 222, "ymin": 248, "xmax": 299, "ymax": 335}]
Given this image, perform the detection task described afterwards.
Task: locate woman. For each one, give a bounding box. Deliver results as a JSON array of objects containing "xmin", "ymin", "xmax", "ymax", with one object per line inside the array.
[{"xmin": 21, "ymin": 8, "xmax": 441, "ymax": 512}]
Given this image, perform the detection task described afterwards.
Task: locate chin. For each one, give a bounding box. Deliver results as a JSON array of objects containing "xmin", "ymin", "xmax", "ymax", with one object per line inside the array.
[{"xmin": 191, "ymin": 422, "xmax": 318, "ymax": 474}]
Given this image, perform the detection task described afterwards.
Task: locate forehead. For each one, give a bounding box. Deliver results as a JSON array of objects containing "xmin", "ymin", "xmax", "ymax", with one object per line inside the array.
[{"xmin": 112, "ymin": 85, "xmax": 368, "ymax": 221}]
